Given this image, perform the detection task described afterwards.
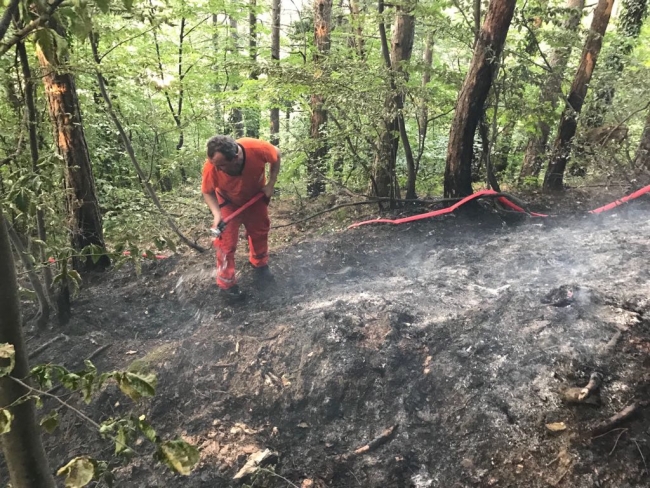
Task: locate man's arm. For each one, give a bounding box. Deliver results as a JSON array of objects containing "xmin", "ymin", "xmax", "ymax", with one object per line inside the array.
[
  {"xmin": 203, "ymin": 192, "xmax": 222, "ymax": 228},
  {"xmin": 262, "ymin": 151, "xmax": 281, "ymax": 199}
]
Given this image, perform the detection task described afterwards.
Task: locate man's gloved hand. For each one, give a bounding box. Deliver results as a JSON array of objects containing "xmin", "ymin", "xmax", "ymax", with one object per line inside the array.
[{"xmin": 210, "ymin": 220, "xmax": 227, "ymax": 239}]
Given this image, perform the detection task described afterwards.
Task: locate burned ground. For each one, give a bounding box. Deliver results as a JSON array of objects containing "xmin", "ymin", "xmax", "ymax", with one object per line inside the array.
[{"xmin": 15, "ymin": 198, "xmax": 650, "ymax": 487}]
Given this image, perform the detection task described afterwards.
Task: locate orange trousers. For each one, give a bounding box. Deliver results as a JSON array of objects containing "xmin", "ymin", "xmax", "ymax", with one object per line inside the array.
[{"xmin": 214, "ymin": 197, "xmax": 269, "ymax": 289}]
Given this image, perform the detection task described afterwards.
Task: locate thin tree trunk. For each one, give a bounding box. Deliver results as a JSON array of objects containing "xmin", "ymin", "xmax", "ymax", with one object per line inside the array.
[
  {"xmin": 372, "ymin": 0, "xmax": 416, "ymax": 202},
  {"xmin": 270, "ymin": 0, "xmax": 281, "ymax": 146},
  {"xmin": 36, "ymin": 27, "xmax": 109, "ymax": 269},
  {"xmin": 584, "ymin": 0, "xmax": 648, "ymax": 127},
  {"xmin": 7, "ymin": 225, "xmax": 50, "ymax": 329},
  {"xmin": 416, "ymin": 33, "xmax": 434, "ymax": 173},
  {"xmin": 16, "ymin": 38, "xmax": 54, "ymax": 302},
  {"xmin": 246, "ymin": 0, "xmax": 260, "ymax": 138},
  {"xmin": 444, "ymin": 0, "xmax": 516, "ymax": 198},
  {"xmin": 0, "ymin": 211, "xmax": 57, "ymax": 488},
  {"xmin": 228, "ymin": 16, "xmax": 244, "ymax": 138},
  {"xmin": 543, "ymin": 0, "xmax": 615, "ymax": 191},
  {"xmin": 519, "ymin": 0, "xmax": 585, "ymax": 181},
  {"xmin": 349, "ymin": 0, "xmax": 365, "ymax": 57},
  {"xmin": 90, "ymin": 33, "xmax": 206, "ymax": 253},
  {"xmin": 308, "ymin": 0, "xmax": 333, "ymax": 197}
]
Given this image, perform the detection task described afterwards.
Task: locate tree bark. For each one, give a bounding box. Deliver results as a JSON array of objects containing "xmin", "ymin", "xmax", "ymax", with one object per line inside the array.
[
  {"xmin": 584, "ymin": 0, "xmax": 648, "ymax": 127},
  {"xmin": 270, "ymin": 0, "xmax": 281, "ymax": 146},
  {"xmin": 16, "ymin": 38, "xmax": 54, "ymax": 303},
  {"xmin": 7, "ymin": 225, "xmax": 50, "ymax": 329},
  {"xmin": 228, "ymin": 17, "xmax": 244, "ymax": 138},
  {"xmin": 519, "ymin": 0, "xmax": 584, "ymax": 181},
  {"xmin": 416, "ymin": 32, "xmax": 434, "ymax": 174},
  {"xmin": 349, "ymin": 0, "xmax": 365, "ymax": 58},
  {"xmin": 0, "ymin": 211, "xmax": 57, "ymax": 488},
  {"xmin": 372, "ymin": 0, "xmax": 416, "ymax": 203},
  {"xmin": 36, "ymin": 28, "xmax": 109, "ymax": 269},
  {"xmin": 443, "ymin": 0, "xmax": 516, "ymax": 198},
  {"xmin": 308, "ymin": 0, "xmax": 333, "ymax": 197},
  {"xmin": 246, "ymin": 0, "xmax": 260, "ymax": 138},
  {"xmin": 543, "ymin": 0, "xmax": 615, "ymax": 191}
]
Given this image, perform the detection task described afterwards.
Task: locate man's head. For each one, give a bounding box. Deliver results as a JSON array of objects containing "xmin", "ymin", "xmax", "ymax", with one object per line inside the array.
[{"xmin": 207, "ymin": 135, "xmax": 242, "ymax": 175}]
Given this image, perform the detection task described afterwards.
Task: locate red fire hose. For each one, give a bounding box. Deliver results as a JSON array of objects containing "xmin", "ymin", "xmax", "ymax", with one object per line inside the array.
[{"xmin": 348, "ymin": 184, "xmax": 650, "ymax": 229}]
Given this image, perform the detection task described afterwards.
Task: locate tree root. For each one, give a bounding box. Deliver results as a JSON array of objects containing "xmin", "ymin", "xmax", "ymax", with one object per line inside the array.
[
  {"xmin": 337, "ymin": 425, "xmax": 398, "ymax": 462},
  {"xmin": 592, "ymin": 401, "xmax": 648, "ymax": 437}
]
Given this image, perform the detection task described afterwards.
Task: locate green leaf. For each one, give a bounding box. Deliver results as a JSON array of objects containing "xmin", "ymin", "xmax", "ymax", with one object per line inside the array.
[
  {"xmin": 0, "ymin": 408, "xmax": 13, "ymax": 435},
  {"xmin": 94, "ymin": 0, "xmax": 110, "ymax": 13},
  {"xmin": 0, "ymin": 343, "xmax": 16, "ymax": 377},
  {"xmin": 57, "ymin": 457, "xmax": 95, "ymax": 488},
  {"xmin": 157, "ymin": 440, "xmax": 200, "ymax": 476},
  {"xmin": 115, "ymin": 425, "xmax": 129, "ymax": 455},
  {"xmin": 138, "ymin": 415, "xmax": 157, "ymax": 443},
  {"xmin": 114, "ymin": 372, "xmax": 156, "ymax": 401},
  {"xmin": 41, "ymin": 411, "xmax": 59, "ymax": 434},
  {"xmin": 122, "ymin": 0, "xmax": 133, "ymax": 12}
]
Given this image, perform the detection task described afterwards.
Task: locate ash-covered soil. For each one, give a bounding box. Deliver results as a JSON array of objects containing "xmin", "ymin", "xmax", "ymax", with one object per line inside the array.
[{"xmin": 17, "ymin": 200, "xmax": 650, "ymax": 487}]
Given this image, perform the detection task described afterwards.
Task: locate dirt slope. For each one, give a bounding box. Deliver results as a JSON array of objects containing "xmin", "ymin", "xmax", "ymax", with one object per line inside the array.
[{"xmin": 15, "ymin": 200, "xmax": 650, "ymax": 487}]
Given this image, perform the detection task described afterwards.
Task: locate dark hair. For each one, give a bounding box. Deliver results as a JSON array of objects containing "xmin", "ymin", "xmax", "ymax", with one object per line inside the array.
[{"xmin": 206, "ymin": 135, "xmax": 238, "ymax": 160}]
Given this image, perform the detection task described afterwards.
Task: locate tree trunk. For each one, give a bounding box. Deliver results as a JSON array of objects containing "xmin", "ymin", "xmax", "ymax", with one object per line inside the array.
[
  {"xmin": 228, "ymin": 17, "xmax": 244, "ymax": 138},
  {"xmin": 443, "ymin": 0, "xmax": 516, "ymax": 198},
  {"xmin": 543, "ymin": 0, "xmax": 615, "ymax": 191},
  {"xmin": 349, "ymin": 0, "xmax": 365, "ymax": 57},
  {"xmin": 416, "ymin": 33, "xmax": 434, "ymax": 173},
  {"xmin": 270, "ymin": 0, "xmax": 281, "ymax": 147},
  {"xmin": 392, "ymin": 4, "xmax": 417, "ymax": 200},
  {"xmin": 372, "ymin": 0, "xmax": 416, "ymax": 202},
  {"xmin": 0, "ymin": 211, "xmax": 57, "ymax": 488},
  {"xmin": 36, "ymin": 30, "xmax": 109, "ymax": 269},
  {"xmin": 635, "ymin": 107, "xmax": 650, "ymax": 171},
  {"xmin": 246, "ymin": 0, "xmax": 260, "ymax": 138},
  {"xmin": 308, "ymin": 0, "xmax": 333, "ymax": 197},
  {"xmin": 16, "ymin": 38, "xmax": 54, "ymax": 303},
  {"xmin": 519, "ymin": 0, "xmax": 584, "ymax": 182},
  {"xmin": 584, "ymin": 0, "xmax": 648, "ymax": 127}
]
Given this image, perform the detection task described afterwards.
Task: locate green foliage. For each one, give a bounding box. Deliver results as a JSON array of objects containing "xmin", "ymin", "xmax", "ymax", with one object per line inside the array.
[
  {"xmin": 0, "ymin": 408, "xmax": 13, "ymax": 435},
  {"xmin": 156, "ymin": 439, "xmax": 201, "ymax": 476},
  {"xmin": 56, "ymin": 457, "xmax": 95, "ymax": 488},
  {"xmin": 0, "ymin": 343, "xmax": 16, "ymax": 377}
]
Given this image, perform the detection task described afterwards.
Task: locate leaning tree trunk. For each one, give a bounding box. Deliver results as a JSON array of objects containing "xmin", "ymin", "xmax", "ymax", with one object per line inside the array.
[
  {"xmin": 543, "ymin": 0, "xmax": 615, "ymax": 191},
  {"xmin": 36, "ymin": 32, "xmax": 109, "ymax": 269},
  {"xmin": 0, "ymin": 211, "xmax": 57, "ymax": 488},
  {"xmin": 583, "ymin": 0, "xmax": 648, "ymax": 127},
  {"xmin": 443, "ymin": 0, "xmax": 517, "ymax": 198},
  {"xmin": 16, "ymin": 37, "xmax": 54, "ymax": 303},
  {"xmin": 519, "ymin": 0, "xmax": 585, "ymax": 182},
  {"xmin": 270, "ymin": 0, "xmax": 281, "ymax": 146},
  {"xmin": 307, "ymin": 0, "xmax": 333, "ymax": 197}
]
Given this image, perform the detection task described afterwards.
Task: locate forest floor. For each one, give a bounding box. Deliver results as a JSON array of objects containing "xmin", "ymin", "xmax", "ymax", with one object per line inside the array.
[{"xmin": 15, "ymin": 187, "xmax": 650, "ymax": 487}]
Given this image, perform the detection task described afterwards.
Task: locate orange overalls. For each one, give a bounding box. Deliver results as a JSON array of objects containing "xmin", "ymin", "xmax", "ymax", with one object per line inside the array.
[{"xmin": 201, "ymin": 138, "xmax": 279, "ymax": 289}]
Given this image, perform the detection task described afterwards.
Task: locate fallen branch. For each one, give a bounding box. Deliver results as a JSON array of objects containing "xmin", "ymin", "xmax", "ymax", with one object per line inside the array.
[
  {"xmin": 28, "ymin": 334, "xmax": 67, "ymax": 359},
  {"xmin": 592, "ymin": 401, "xmax": 648, "ymax": 437},
  {"xmin": 87, "ymin": 343, "xmax": 112, "ymax": 362},
  {"xmin": 338, "ymin": 425, "xmax": 398, "ymax": 462}
]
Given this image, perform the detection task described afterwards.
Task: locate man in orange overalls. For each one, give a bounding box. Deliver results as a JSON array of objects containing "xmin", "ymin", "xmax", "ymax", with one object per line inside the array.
[{"xmin": 201, "ymin": 135, "xmax": 281, "ymax": 300}]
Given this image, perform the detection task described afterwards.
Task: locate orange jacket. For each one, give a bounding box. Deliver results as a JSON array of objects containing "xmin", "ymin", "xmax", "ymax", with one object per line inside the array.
[{"xmin": 202, "ymin": 137, "xmax": 279, "ymax": 207}]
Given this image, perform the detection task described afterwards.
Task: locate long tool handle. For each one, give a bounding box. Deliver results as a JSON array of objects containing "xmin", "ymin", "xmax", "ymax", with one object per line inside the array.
[{"xmin": 222, "ymin": 191, "xmax": 266, "ymax": 224}]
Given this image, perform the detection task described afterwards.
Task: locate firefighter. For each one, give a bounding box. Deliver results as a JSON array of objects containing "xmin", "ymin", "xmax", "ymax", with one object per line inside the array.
[{"xmin": 201, "ymin": 135, "xmax": 281, "ymax": 300}]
